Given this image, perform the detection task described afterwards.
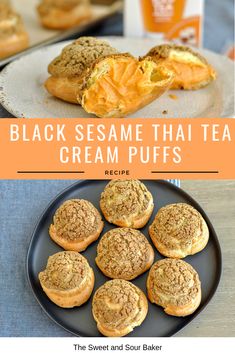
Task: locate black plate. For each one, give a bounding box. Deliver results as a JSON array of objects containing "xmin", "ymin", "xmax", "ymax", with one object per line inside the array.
[{"xmin": 26, "ymin": 180, "xmax": 222, "ymax": 337}]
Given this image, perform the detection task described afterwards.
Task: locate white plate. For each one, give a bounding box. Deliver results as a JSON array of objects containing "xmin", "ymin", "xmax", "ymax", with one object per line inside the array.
[{"xmin": 0, "ymin": 37, "xmax": 234, "ymax": 118}]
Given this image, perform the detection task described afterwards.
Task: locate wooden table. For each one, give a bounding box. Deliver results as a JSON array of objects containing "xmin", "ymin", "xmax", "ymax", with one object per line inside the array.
[{"xmin": 176, "ymin": 180, "xmax": 235, "ymax": 337}]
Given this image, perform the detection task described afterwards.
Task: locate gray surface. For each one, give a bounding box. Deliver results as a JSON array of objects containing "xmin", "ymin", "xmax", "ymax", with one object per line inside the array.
[
  {"xmin": 0, "ymin": 0, "xmax": 234, "ymax": 118},
  {"xmin": 0, "ymin": 180, "xmax": 219, "ymax": 337}
]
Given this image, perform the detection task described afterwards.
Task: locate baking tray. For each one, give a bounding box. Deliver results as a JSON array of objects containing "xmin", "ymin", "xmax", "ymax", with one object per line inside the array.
[
  {"xmin": 26, "ymin": 180, "xmax": 222, "ymax": 337},
  {"xmin": 0, "ymin": 0, "xmax": 123, "ymax": 69}
]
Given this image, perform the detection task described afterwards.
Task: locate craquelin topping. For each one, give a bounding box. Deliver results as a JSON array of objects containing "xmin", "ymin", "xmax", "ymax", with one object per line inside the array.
[
  {"xmin": 38, "ymin": 0, "xmax": 88, "ymax": 13},
  {"xmin": 93, "ymin": 280, "xmax": 145, "ymax": 330},
  {"xmin": 150, "ymin": 203, "xmax": 203, "ymax": 250},
  {"xmin": 100, "ymin": 180, "xmax": 153, "ymax": 221}
]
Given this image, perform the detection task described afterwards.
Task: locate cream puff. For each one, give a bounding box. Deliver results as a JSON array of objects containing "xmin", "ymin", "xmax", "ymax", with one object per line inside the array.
[
  {"xmin": 0, "ymin": 0, "xmax": 29, "ymax": 59},
  {"xmin": 39, "ymin": 251, "xmax": 95, "ymax": 308},
  {"xmin": 100, "ymin": 180, "xmax": 154, "ymax": 228},
  {"xmin": 95, "ymin": 228, "xmax": 154, "ymax": 280},
  {"xmin": 37, "ymin": 0, "xmax": 92, "ymax": 30},
  {"xmin": 145, "ymin": 44, "xmax": 216, "ymax": 90},
  {"xmin": 149, "ymin": 203, "xmax": 209, "ymax": 259},
  {"xmin": 147, "ymin": 259, "xmax": 201, "ymax": 317},
  {"xmin": 92, "ymin": 279, "xmax": 148, "ymax": 336},
  {"xmin": 49, "ymin": 199, "xmax": 104, "ymax": 252},
  {"xmin": 45, "ymin": 36, "xmax": 174, "ymax": 117},
  {"xmin": 45, "ymin": 37, "xmax": 118, "ymax": 103},
  {"xmin": 80, "ymin": 53, "xmax": 173, "ymax": 118}
]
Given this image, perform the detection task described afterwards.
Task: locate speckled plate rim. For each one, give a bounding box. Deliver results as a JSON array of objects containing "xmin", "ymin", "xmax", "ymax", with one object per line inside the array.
[{"xmin": 26, "ymin": 180, "xmax": 222, "ymax": 337}]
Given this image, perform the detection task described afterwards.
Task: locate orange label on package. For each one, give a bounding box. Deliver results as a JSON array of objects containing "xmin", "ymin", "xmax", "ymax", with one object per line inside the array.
[
  {"xmin": 0, "ymin": 118, "xmax": 234, "ymax": 180},
  {"xmin": 141, "ymin": 0, "xmax": 203, "ymax": 46}
]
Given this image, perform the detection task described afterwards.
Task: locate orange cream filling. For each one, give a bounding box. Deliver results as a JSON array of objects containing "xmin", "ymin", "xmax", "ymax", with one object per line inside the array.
[
  {"xmin": 81, "ymin": 57, "xmax": 173, "ymax": 118},
  {"xmin": 159, "ymin": 59, "xmax": 216, "ymax": 90}
]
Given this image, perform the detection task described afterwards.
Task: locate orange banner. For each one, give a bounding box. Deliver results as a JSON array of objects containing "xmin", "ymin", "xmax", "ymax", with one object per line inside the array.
[{"xmin": 0, "ymin": 118, "xmax": 234, "ymax": 180}]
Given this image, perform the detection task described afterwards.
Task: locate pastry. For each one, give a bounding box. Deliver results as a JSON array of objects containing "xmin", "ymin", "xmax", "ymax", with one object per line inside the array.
[
  {"xmin": 38, "ymin": 251, "xmax": 94, "ymax": 308},
  {"xmin": 95, "ymin": 228, "xmax": 154, "ymax": 280},
  {"xmin": 0, "ymin": 0, "xmax": 29, "ymax": 59},
  {"xmin": 45, "ymin": 37, "xmax": 118, "ymax": 103},
  {"xmin": 49, "ymin": 199, "xmax": 104, "ymax": 252},
  {"xmin": 147, "ymin": 259, "xmax": 201, "ymax": 317},
  {"xmin": 92, "ymin": 279, "xmax": 148, "ymax": 336},
  {"xmin": 37, "ymin": 0, "xmax": 92, "ymax": 30},
  {"xmin": 79, "ymin": 53, "xmax": 173, "ymax": 118},
  {"xmin": 45, "ymin": 36, "xmax": 174, "ymax": 117},
  {"xmin": 144, "ymin": 44, "xmax": 216, "ymax": 90},
  {"xmin": 100, "ymin": 180, "xmax": 154, "ymax": 228},
  {"xmin": 149, "ymin": 203, "xmax": 209, "ymax": 259}
]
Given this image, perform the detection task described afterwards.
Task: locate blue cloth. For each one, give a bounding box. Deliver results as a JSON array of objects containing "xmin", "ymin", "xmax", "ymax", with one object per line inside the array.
[{"xmin": 0, "ymin": 179, "xmax": 179, "ymax": 337}]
